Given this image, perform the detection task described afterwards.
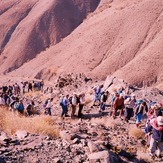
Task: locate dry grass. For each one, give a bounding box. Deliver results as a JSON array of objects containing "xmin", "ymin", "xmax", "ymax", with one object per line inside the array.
[
  {"xmin": 0, "ymin": 106, "xmax": 59, "ymax": 138},
  {"xmin": 129, "ymin": 127, "xmax": 145, "ymax": 139},
  {"xmin": 90, "ymin": 117, "xmax": 119, "ymax": 127}
]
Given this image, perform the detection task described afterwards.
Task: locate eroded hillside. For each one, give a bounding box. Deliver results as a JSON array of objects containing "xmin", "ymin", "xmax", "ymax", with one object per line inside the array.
[
  {"xmin": 0, "ymin": 0, "xmax": 100, "ymax": 72},
  {"xmin": 0, "ymin": 0, "xmax": 163, "ymax": 88}
]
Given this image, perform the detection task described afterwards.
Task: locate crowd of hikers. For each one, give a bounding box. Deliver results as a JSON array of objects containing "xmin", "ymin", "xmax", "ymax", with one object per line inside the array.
[{"xmin": 0, "ymin": 80, "xmax": 163, "ymax": 159}]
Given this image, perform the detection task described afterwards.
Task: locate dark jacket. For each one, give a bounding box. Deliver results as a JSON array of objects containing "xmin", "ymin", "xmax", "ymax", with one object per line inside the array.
[
  {"xmin": 135, "ymin": 104, "xmax": 148, "ymax": 114},
  {"xmin": 146, "ymin": 118, "xmax": 163, "ymax": 142}
]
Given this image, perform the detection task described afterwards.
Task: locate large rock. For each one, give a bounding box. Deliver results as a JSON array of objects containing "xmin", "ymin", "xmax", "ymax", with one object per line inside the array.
[
  {"xmin": 0, "ymin": 132, "xmax": 8, "ymax": 141},
  {"xmin": 88, "ymin": 150, "xmax": 122, "ymax": 163},
  {"xmin": 59, "ymin": 130, "xmax": 71, "ymax": 141},
  {"xmin": 87, "ymin": 140, "xmax": 99, "ymax": 153},
  {"xmin": 16, "ymin": 130, "xmax": 28, "ymax": 139}
]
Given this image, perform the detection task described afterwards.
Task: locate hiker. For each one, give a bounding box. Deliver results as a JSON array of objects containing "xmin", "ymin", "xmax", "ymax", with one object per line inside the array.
[
  {"xmin": 40, "ymin": 80, "xmax": 44, "ymax": 92},
  {"xmin": 14, "ymin": 83, "xmax": 20, "ymax": 95},
  {"xmin": 99, "ymin": 91, "xmax": 109, "ymax": 113},
  {"xmin": 112, "ymin": 93, "xmax": 125, "ymax": 119},
  {"xmin": 28, "ymin": 82, "xmax": 32, "ymax": 92},
  {"xmin": 15, "ymin": 99, "xmax": 24, "ymax": 114},
  {"xmin": 124, "ymin": 94, "xmax": 136, "ymax": 122},
  {"xmin": 45, "ymin": 98, "xmax": 53, "ymax": 116},
  {"xmin": 78, "ymin": 93, "xmax": 85, "ymax": 118},
  {"xmin": 22, "ymin": 82, "xmax": 26, "ymax": 94},
  {"xmin": 2, "ymin": 85, "xmax": 8, "ymax": 93},
  {"xmin": 70, "ymin": 93, "xmax": 78, "ymax": 118},
  {"xmin": 60, "ymin": 95, "xmax": 69, "ymax": 118},
  {"xmin": 146, "ymin": 116, "xmax": 163, "ymax": 158},
  {"xmin": 135, "ymin": 101, "xmax": 148, "ymax": 127},
  {"xmin": 145, "ymin": 106, "xmax": 162, "ymax": 145},
  {"xmin": 26, "ymin": 100, "xmax": 35, "ymax": 116},
  {"xmin": 8, "ymin": 85, "xmax": 13, "ymax": 95},
  {"xmin": 93, "ymin": 84, "xmax": 104, "ymax": 106}
]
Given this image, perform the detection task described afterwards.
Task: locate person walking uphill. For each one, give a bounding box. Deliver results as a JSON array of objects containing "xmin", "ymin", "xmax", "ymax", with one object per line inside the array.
[
  {"xmin": 60, "ymin": 95, "xmax": 69, "ymax": 118},
  {"xmin": 99, "ymin": 91, "xmax": 109, "ymax": 113},
  {"xmin": 125, "ymin": 95, "xmax": 136, "ymax": 122},
  {"xmin": 45, "ymin": 98, "xmax": 53, "ymax": 116},
  {"xmin": 147, "ymin": 116, "xmax": 163, "ymax": 158},
  {"xmin": 78, "ymin": 93, "xmax": 85, "ymax": 118},
  {"xmin": 70, "ymin": 93, "xmax": 78, "ymax": 118},
  {"xmin": 112, "ymin": 93, "xmax": 125, "ymax": 119},
  {"xmin": 92, "ymin": 85, "xmax": 104, "ymax": 106},
  {"xmin": 135, "ymin": 101, "xmax": 148, "ymax": 127}
]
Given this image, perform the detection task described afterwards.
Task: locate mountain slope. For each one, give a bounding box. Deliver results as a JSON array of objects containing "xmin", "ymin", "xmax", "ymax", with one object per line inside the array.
[
  {"xmin": 0, "ymin": 0, "xmax": 100, "ymax": 73},
  {"xmin": 10, "ymin": 0, "xmax": 163, "ymax": 87}
]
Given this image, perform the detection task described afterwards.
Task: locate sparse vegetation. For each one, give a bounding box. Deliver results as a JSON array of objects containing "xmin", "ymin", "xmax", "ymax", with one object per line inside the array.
[
  {"xmin": 129, "ymin": 127, "xmax": 145, "ymax": 139},
  {"xmin": 0, "ymin": 106, "xmax": 59, "ymax": 138},
  {"xmin": 90, "ymin": 117, "xmax": 120, "ymax": 127}
]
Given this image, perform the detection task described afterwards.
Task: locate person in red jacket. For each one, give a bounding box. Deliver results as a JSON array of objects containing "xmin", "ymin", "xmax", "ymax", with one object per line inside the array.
[{"xmin": 112, "ymin": 93, "xmax": 125, "ymax": 119}]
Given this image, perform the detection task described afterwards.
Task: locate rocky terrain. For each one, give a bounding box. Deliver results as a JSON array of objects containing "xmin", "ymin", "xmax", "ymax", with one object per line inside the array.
[
  {"xmin": 0, "ymin": 75, "xmax": 163, "ymax": 163},
  {"xmin": 0, "ymin": 0, "xmax": 162, "ymax": 88},
  {"xmin": 0, "ymin": 0, "xmax": 163, "ymax": 162}
]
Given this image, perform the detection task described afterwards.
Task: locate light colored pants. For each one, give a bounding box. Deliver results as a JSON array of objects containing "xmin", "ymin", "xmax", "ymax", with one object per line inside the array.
[{"xmin": 149, "ymin": 137, "xmax": 163, "ymax": 156}]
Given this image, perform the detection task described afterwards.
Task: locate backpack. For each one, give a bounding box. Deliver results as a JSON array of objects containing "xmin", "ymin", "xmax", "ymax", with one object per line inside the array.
[
  {"xmin": 14, "ymin": 102, "xmax": 20, "ymax": 110},
  {"xmin": 102, "ymin": 94, "xmax": 107, "ymax": 102},
  {"xmin": 69, "ymin": 96, "xmax": 73, "ymax": 104},
  {"xmin": 18, "ymin": 103, "xmax": 24, "ymax": 111}
]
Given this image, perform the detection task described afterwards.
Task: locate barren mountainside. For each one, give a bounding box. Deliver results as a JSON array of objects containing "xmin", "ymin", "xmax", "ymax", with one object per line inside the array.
[
  {"xmin": 0, "ymin": 0, "xmax": 100, "ymax": 72},
  {"xmin": 0, "ymin": 0, "xmax": 163, "ymax": 88}
]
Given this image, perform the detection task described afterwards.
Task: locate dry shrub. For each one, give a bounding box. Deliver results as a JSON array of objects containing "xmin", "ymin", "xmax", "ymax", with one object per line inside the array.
[
  {"xmin": 90, "ymin": 117, "xmax": 119, "ymax": 127},
  {"xmin": 0, "ymin": 106, "xmax": 59, "ymax": 138},
  {"xmin": 129, "ymin": 127, "xmax": 145, "ymax": 139}
]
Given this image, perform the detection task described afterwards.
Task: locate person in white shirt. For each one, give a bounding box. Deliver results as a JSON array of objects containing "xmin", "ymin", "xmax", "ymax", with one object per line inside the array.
[
  {"xmin": 45, "ymin": 98, "xmax": 53, "ymax": 116},
  {"xmin": 125, "ymin": 95, "xmax": 136, "ymax": 122},
  {"xmin": 71, "ymin": 93, "xmax": 78, "ymax": 118}
]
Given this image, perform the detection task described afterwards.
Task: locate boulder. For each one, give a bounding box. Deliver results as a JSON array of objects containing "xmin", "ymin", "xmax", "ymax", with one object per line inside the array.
[
  {"xmin": 88, "ymin": 150, "xmax": 122, "ymax": 163},
  {"xmin": 16, "ymin": 130, "xmax": 28, "ymax": 139},
  {"xmin": 0, "ymin": 132, "xmax": 9, "ymax": 141},
  {"xmin": 59, "ymin": 130, "xmax": 71, "ymax": 141},
  {"xmin": 87, "ymin": 140, "xmax": 99, "ymax": 153}
]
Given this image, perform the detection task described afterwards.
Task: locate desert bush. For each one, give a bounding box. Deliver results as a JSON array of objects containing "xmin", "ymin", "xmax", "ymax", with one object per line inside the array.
[
  {"xmin": 90, "ymin": 117, "xmax": 119, "ymax": 127},
  {"xmin": 0, "ymin": 106, "xmax": 59, "ymax": 138},
  {"xmin": 129, "ymin": 127, "xmax": 145, "ymax": 139}
]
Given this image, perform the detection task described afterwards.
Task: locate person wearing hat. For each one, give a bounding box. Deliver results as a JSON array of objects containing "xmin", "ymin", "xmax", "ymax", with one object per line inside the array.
[{"xmin": 147, "ymin": 116, "xmax": 163, "ymax": 158}]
